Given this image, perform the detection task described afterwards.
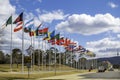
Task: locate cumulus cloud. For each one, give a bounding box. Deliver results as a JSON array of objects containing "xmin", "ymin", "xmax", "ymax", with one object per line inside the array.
[
  {"xmin": 86, "ymin": 37, "xmax": 120, "ymax": 58},
  {"xmin": 1, "ymin": 25, "xmax": 49, "ymax": 54},
  {"xmin": 0, "ymin": 0, "xmax": 16, "ymax": 25},
  {"xmin": 38, "ymin": 10, "xmax": 68, "ymax": 23},
  {"xmin": 56, "ymin": 13, "xmax": 120, "ymax": 35},
  {"xmin": 35, "ymin": 8, "xmax": 41, "ymax": 13},
  {"xmin": 0, "ymin": 0, "xmax": 48, "ymax": 54},
  {"xmin": 108, "ymin": 2, "xmax": 118, "ymax": 8},
  {"xmin": 38, "ymin": 0, "xmax": 42, "ymax": 3}
]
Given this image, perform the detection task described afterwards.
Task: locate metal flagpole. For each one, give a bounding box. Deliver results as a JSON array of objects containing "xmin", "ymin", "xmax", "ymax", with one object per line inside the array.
[
  {"xmin": 55, "ymin": 44, "xmax": 57, "ymax": 75},
  {"xmin": 10, "ymin": 15, "xmax": 13, "ymax": 72},
  {"xmin": 42, "ymin": 39, "xmax": 44, "ymax": 71},
  {"xmin": 32, "ymin": 34, "xmax": 35, "ymax": 72},
  {"xmin": 48, "ymin": 42, "xmax": 51, "ymax": 71},
  {"xmin": 38, "ymin": 36, "xmax": 40, "ymax": 71},
  {"xmin": 30, "ymin": 36, "xmax": 33, "ymax": 72},
  {"xmin": 22, "ymin": 18, "xmax": 24, "ymax": 72},
  {"xmin": 59, "ymin": 46, "xmax": 61, "ymax": 71},
  {"xmin": 45, "ymin": 40, "xmax": 47, "ymax": 71}
]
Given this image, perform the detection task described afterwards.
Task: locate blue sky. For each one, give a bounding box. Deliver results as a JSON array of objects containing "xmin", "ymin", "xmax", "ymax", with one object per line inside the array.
[{"xmin": 0, "ymin": 0, "xmax": 120, "ymax": 58}]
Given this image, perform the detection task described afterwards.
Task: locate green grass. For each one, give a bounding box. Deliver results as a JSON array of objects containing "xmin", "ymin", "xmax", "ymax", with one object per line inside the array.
[{"xmin": 0, "ymin": 64, "xmax": 91, "ymax": 80}]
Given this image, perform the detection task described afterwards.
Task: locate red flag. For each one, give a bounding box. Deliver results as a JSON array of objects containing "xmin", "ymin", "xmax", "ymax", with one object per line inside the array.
[
  {"xmin": 56, "ymin": 37, "xmax": 64, "ymax": 45},
  {"xmin": 13, "ymin": 12, "xmax": 23, "ymax": 32},
  {"xmin": 38, "ymin": 27, "xmax": 48, "ymax": 34}
]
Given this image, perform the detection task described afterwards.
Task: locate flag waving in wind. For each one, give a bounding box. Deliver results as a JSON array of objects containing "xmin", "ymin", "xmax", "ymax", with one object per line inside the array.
[
  {"xmin": 24, "ymin": 18, "xmax": 34, "ymax": 33},
  {"xmin": 13, "ymin": 12, "xmax": 23, "ymax": 32},
  {"xmin": 1, "ymin": 15, "xmax": 12, "ymax": 30}
]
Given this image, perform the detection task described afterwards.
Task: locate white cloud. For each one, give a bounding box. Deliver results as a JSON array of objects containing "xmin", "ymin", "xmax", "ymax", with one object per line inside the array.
[
  {"xmin": 38, "ymin": 0, "xmax": 42, "ymax": 3},
  {"xmin": 56, "ymin": 13, "xmax": 120, "ymax": 35},
  {"xmin": 0, "ymin": 0, "xmax": 49, "ymax": 54},
  {"xmin": 38, "ymin": 10, "xmax": 68, "ymax": 23},
  {"xmin": 0, "ymin": 0, "xmax": 15, "ymax": 15},
  {"xmin": 35, "ymin": 8, "xmax": 41, "ymax": 13},
  {"xmin": 108, "ymin": 2, "xmax": 118, "ymax": 8},
  {"xmin": 117, "ymin": 34, "xmax": 120, "ymax": 38},
  {"xmin": 0, "ymin": 0, "xmax": 16, "ymax": 25},
  {"xmin": 86, "ymin": 37, "xmax": 120, "ymax": 58}
]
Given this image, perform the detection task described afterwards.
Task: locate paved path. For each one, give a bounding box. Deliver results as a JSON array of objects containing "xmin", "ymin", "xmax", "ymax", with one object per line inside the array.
[{"xmin": 36, "ymin": 71, "xmax": 120, "ymax": 80}]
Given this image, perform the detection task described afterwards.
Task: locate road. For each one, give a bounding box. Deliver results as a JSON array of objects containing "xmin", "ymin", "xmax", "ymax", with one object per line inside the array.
[{"xmin": 37, "ymin": 71, "xmax": 120, "ymax": 80}]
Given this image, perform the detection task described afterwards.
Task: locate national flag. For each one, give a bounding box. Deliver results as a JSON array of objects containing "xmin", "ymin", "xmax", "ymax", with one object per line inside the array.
[
  {"xmin": 6, "ymin": 16, "xmax": 12, "ymax": 26},
  {"xmin": 35, "ymin": 23, "xmax": 42, "ymax": 36},
  {"xmin": 48, "ymin": 39, "xmax": 56, "ymax": 45},
  {"xmin": 26, "ymin": 45, "xmax": 34, "ymax": 55},
  {"xmin": 65, "ymin": 44, "xmax": 76, "ymax": 51},
  {"xmin": 63, "ymin": 38, "xmax": 71, "ymax": 46},
  {"xmin": 28, "ymin": 27, "xmax": 36, "ymax": 37},
  {"xmin": 29, "ymin": 31, "xmax": 36, "ymax": 37},
  {"xmin": 56, "ymin": 37, "xmax": 64, "ymax": 45},
  {"xmin": 76, "ymin": 45, "xmax": 82, "ymax": 51},
  {"xmin": 24, "ymin": 18, "xmax": 34, "ymax": 33},
  {"xmin": 43, "ymin": 30, "xmax": 55, "ymax": 40},
  {"xmin": 1, "ymin": 16, "xmax": 12, "ymax": 30},
  {"xmin": 38, "ymin": 27, "xmax": 48, "ymax": 35},
  {"xmin": 13, "ymin": 12, "xmax": 23, "ymax": 32},
  {"xmin": 53, "ymin": 33, "xmax": 60, "ymax": 40},
  {"xmin": 43, "ymin": 32, "xmax": 51, "ymax": 40},
  {"xmin": 50, "ymin": 30, "xmax": 55, "ymax": 38}
]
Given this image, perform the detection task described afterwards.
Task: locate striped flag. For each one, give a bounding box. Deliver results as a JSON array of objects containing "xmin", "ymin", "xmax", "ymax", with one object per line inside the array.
[
  {"xmin": 13, "ymin": 12, "xmax": 23, "ymax": 32},
  {"xmin": 24, "ymin": 18, "xmax": 34, "ymax": 33}
]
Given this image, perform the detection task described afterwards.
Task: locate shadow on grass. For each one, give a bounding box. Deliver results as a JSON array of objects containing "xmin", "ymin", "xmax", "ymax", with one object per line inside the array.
[
  {"xmin": 78, "ymin": 71, "xmax": 120, "ymax": 79},
  {"xmin": 0, "ymin": 77, "xmax": 29, "ymax": 80},
  {"xmin": 42, "ymin": 79, "xmax": 65, "ymax": 80}
]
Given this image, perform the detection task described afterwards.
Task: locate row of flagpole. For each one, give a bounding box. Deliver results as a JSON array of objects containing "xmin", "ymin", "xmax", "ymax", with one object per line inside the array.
[{"xmin": 0, "ymin": 12, "xmax": 95, "ymax": 73}]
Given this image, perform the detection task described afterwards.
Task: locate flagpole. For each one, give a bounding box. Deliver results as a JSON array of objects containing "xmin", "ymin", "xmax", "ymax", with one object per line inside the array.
[
  {"xmin": 10, "ymin": 14, "xmax": 13, "ymax": 72},
  {"xmin": 42, "ymin": 39, "xmax": 44, "ymax": 71},
  {"xmin": 49, "ymin": 43, "xmax": 51, "ymax": 71},
  {"xmin": 59, "ymin": 46, "xmax": 61, "ymax": 71},
  {"xmin": 54, "ymin": 44, "xmax": 57, "ymax": 75},
  {"xmin": 30, "ymin": 36, "xmax": 33, "ymax": 72},
  {"xmin": 22, "ymin": 18, "xmax": 24, "ymax": 73},
  {"xmin": 38, "ymin": 36, "xmax": 40, "ymax": 71}
]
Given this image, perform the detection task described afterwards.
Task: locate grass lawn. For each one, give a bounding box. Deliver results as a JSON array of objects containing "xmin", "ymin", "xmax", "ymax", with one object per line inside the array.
[{"xmin": 0, "ymin": 64, "xmax": 92, "ymax": 80}]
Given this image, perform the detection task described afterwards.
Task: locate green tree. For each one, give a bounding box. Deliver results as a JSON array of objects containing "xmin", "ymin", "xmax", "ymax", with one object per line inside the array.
[
  {"xmin": 5, "ymin": 54, "xmax": 10, "ymax": 64},
  {"xmin": 0, "ymin": 51, "xmax": 5, "ymax": 64},
  {"xmin": 34, "ymin": 49, "xmax": 44, "ymax": 65},
  {"xmin": 12, "ymin": 48, "xmax": 22, "ymax": 68}
]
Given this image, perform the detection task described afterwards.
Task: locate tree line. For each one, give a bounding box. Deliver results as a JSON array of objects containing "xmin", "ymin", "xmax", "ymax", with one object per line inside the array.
[{"xmin": 0, "ymin": 48, "xmax": 67, "ymax": 66}]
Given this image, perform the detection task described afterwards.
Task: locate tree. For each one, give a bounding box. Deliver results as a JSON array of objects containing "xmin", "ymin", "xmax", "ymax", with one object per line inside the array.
[
  {"xmin": 46, "ymin": 49, "xmax": 54, "ymax": 65},
  {"xmin": 0, "ymin": 51, "xmax": 5, "ymax": 64},
  {"xmin": 5, "ymin": 54, "xmax": 10, "ymax": 64},
  {"xmin": 12, "ymin": 48, "xmax": 22, "ymax": 68},
  {"xmin": 34, "ymin": 49, "xmax": 44, "ymax": 65}
]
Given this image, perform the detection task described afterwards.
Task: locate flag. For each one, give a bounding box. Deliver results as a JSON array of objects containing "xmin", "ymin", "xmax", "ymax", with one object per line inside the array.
[
  {"xmin": 50, "ymin": 30, "xmax": 55, "ymax": 38},
  {"xmin": 6, "ymin": 16, "xmax": 12, "ymax": 26},
  {"xmin": 24, "ymin": 18, "xmax": 34, "ymax": 33},
  {"xmin": 43, "ymin": 30, "xmax": 55, "ymax": 40},
  {"xmin": 1, "ymin": 16, "xmax": 12, "ymax": 30},
  {"xmin": 13, "ymin": 12, "xmax": 23, "ymax": 32},
  {"xmin": 53, "ymin": 33, "xmax": 60, "ymax": 40},
  {"xmin": 35, "ymin": 23, "xmax": 42, "ymax": 36},
  {"xmin": 65, "ymin": 44, "xmax": 76, "ymax": 51},
  {"xmin": 26, "ymin": 45, "xmax": 34, "ymax": 55},
  {"xmin": 56, "ymin": 37, "xmax": 64, "ymax": 45},
  {"xmin": 29, "ymin": 31, "xmax": 36, "ymax": 37},
  {"xmin": 63, "ymin": 38, "xmax": 70, "ymax": 46},
  {"xmin": 48, "ymin": 39, "xmax": 56, "ymax": 45},
  {"xmin": 28, "ymin": 28, "xmax": 36, "ymax": 37},
  {"xmin": 43, "ymin": 32, "xmax": 51, "ymax": 40},
  {"xmin": 39, "ymin": 27, "xmax": 48, "ymax": 35}
]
